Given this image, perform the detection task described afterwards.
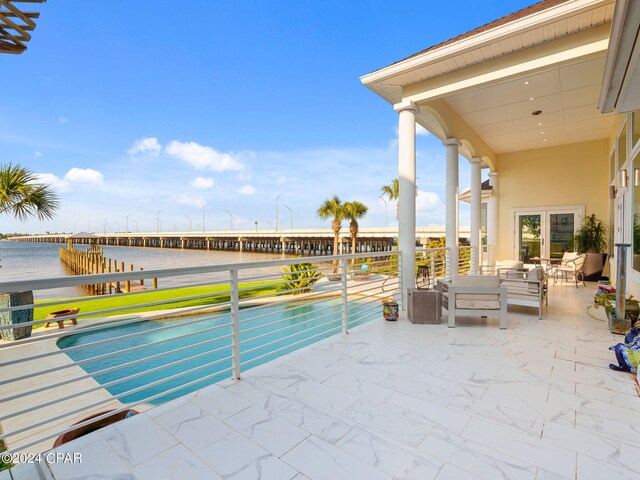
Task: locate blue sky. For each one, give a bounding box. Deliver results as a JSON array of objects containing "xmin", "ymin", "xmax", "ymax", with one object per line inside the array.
[{"xmin": 1, "ymin": 0, "xmax": 533, "ymax": 234}]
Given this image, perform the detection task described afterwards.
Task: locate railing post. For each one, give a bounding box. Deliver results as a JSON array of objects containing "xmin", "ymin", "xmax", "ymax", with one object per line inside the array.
[
  {"xmin": 398, "ymin": 252, "xmax": 404, "ymax": 309},
  {"xmin": 341, "ymin": 258, "xmax": 349, "ymax": 334},
  {"xmin": 470, "ymin": 245, "xmax": 477, "ymax": 275},
  {"xmin": 230, "ymin": 269, "xmax": 241, "ymax": 379},
  {"xmin": 430, "ymin": 251, "xmax": 436, "ymax": 289},
  {"xmin": 445, "ymin": 248, "xmax": 451, "ymax": 280}
]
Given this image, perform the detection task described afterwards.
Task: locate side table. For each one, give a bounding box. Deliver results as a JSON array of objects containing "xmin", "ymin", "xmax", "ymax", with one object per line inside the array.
[{"xmin": 407, "ymin": 288, "xmax": 441, "ymax": 324}]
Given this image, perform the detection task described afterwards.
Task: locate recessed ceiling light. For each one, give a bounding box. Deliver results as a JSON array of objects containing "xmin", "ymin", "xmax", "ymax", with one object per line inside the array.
[
  {"xmin": 538, "ymin": 122, "xmax": 542, "ymax": 126},
  {"xmin": 529, "ymin": 97, "xmax": 534, "ymax": 101},
  {"xmin": 541, "ymin": 131, "xmax": 545, "ymax": 134},
  {"xmin": 543, "ymin": 139, "xmax": 547, "ymax": 142},
  {"xmin": 524, "ymin": 81, "xmax": 529, "ymax": 85}
]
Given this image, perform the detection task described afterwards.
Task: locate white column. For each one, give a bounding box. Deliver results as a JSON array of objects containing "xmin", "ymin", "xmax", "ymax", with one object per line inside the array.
[
  {"xmin": 470, "ymin": 158, "xmax": 482, "ymax": 274},
  {"xmin": 487, "ymin": 171, "xmax": 499, "ymax": 265},
  {"xmin": 444, "ymin": 138, "xmax": 460, "ymax": 278},
  {"xmin": 394, "ymin": 100, "xmax": 419, "ymax": 307}
]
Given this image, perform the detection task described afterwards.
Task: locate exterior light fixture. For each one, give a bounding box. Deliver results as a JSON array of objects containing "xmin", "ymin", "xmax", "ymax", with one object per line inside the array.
[
  {"xmin": 620, "ymin": 169, "xmax": 628, "ymax": 188},
  {"xmin": 635, "ymin": 168, "xmax": 640, "ymax": 187}
]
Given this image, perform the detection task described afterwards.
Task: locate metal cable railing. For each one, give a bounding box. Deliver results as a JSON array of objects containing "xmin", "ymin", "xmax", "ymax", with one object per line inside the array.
[{"xmin": 0, "ymin": 250, "xmax": 400, "ymax": 455}]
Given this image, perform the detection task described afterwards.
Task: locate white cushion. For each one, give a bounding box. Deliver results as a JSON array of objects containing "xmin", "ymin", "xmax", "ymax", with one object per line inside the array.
[
  {"xmin": 502, "ymin": 284, "xmax": 539, "ymax": 295},
  {"xmin": 500, "ymin": 260, "xmax": 523, "ymax": 270},
  {"xmin": 452, "ymin": 275, "xmax": 500, "ymax": 304},
  {"xmin": 528, "ymin": 267, "xmax": 544, "ymax": 281},
  {"xmin": 561, "ymin": 252, "xmax": 578, "ymax": 265},
  {"xmin": 527, "ymin": 267, "xmax": 544, "ymax": 292},
  {"xmin": 456, "ymin": 299, "xmax": 501, "ymax": 309}
]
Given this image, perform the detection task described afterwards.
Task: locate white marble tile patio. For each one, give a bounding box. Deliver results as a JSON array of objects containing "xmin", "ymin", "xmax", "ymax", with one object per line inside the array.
[{"xmin": 12, "ymin": 282, "xmax": 640, "ymax": 479}]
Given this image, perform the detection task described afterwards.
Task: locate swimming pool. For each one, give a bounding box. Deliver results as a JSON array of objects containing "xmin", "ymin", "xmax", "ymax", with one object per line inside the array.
[{"xmin": 57, "ymin": 298, "xmax": 376, "ymax": 405}]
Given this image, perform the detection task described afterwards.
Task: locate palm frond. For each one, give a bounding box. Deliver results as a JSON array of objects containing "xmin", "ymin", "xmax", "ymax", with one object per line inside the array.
[{"xmin": 0, "ymin": 163, "xmax": 60, "ymax": 221}]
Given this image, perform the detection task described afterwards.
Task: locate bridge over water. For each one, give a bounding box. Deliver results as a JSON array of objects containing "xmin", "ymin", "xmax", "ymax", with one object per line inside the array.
[{"xmin": 10, "ymin": 226, "xmax": 470, "ymax": 256}]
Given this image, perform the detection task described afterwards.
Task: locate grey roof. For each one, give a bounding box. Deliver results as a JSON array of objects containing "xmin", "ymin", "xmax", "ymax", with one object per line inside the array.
[{"xmin": 66, "ymin": 232, "xmax": 99, "ymax": 239}]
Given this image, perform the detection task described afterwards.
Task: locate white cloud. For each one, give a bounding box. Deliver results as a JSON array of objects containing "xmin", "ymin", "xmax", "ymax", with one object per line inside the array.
[
  {"xmin": 34, "ymin": 151, "xmax": 43, "ymax": 157},
  {"xmin": 58, "ymin": 116, "xmax": 68, "ymax": 123},
  {"xmin": 174, "ymin": 194, "xmax": 207, "ymax": 208},
  {"xmin": 236, "ymin": 171, "xmax": 253, "ymax": 181},
  {"xmin": 237, "ymin": 184, "xmax": 256, "ymax": 195},
  {"xmin": 416, "ymin": 190, "xmax": 443, "ymax": 213},
  {"xmin": 127, "ymin": 137, "xmax": 162, "ymax": 156},
  {"xmin": 34, "ymin": 167, "xmax": 104, "ymax": 193},
  {"xmin": 276, "ymin": 175, "xmax": 287, "ymax": 184},
  {"xmin": 166, "ymin": 140, "xmax": 244, "ymax": 171},
  {"xmin": 34, "ymin": 173, "xmax": 70, "ymax": 192},
  {"xmin": 64, "ymin": 167, "xmax": 104, "ymax": 185},
  {"xmin": 190, "ymin": 176, "xmax": 214, "ymax": 189}
]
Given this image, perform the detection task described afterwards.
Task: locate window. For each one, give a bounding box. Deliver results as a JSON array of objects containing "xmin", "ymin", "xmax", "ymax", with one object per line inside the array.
[
  {"xmin": 633, "ymin": 111, "xmax": 640, "ymax": 148},
  {"xmin": 618, "ymin": 121, "xmax": 628, "ymax": 170},
  {"xmin": 610, "ymin": 151, "xmax": 615, "ymax": 183}
]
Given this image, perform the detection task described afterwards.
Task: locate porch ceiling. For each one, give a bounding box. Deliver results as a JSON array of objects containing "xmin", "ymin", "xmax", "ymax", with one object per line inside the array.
[
  {"xmin": 444, "ymin": 53, "xmax": 615, "ymax": 153},
  {"xmin": 361, "ymin": 0, "xmax": 618, "ymax": 157}
]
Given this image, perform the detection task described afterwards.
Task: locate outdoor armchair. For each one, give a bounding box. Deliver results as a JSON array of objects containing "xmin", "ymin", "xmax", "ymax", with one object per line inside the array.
[
  {"xmin": 498, "ymin": 266, "xmax": 547, "ymax": 319},
  {"xmin": 550, "ymin": 252, "xmax": 586, "ymax": 287},
  {"xmin": 437, "ymin": 275, "xmax": 508, "ymax": 329}
]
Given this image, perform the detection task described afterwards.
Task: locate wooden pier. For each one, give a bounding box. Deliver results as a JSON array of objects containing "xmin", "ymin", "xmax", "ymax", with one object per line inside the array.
[{"xmin": 59, "ymin": 240, "xmax": 156, "ymax": 295}]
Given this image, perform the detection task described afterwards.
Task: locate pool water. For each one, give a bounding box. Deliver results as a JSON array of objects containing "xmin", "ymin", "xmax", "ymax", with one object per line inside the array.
[{"xmin": 58, "ymin": 299, "xmax": 375, "ymax": 405}]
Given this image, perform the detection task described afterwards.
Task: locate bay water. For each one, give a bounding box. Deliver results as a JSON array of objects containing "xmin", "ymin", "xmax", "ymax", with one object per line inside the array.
[{"xmin": 0, "ymin": 241, "xmax": 287, "ymax": 299}]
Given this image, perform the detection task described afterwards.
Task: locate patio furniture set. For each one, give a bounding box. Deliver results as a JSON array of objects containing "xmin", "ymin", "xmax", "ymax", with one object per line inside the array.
[{"xmin": 412, "ymin": 252, "xmax": 587, "ymax": 329}]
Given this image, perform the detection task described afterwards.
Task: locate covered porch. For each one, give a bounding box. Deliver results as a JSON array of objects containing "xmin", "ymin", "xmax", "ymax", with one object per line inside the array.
[{"xmin": 361, "ymin": 0, "xmax": 617, "ymax": 300}]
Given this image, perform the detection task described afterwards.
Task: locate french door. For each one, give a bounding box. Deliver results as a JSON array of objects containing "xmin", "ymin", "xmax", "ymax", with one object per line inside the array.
[{"xmin": 514, "ymin": 206, "xmax": 584, "ymax": 262}]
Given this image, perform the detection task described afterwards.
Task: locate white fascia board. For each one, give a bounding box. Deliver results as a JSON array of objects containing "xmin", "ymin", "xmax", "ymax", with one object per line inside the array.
[{"xmin": 360, "ymin": 0, "xmax": 609, "ymax": 86}]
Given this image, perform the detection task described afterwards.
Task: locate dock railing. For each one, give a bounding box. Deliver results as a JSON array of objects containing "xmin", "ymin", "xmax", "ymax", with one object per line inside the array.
[{"xmin": 0, "ymin": 251, "xmax": 400, "ymax": 457}]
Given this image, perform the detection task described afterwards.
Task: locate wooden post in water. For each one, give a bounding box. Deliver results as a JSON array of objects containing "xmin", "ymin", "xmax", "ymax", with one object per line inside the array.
[{"xmin": 125, "ymin": 264, "xmax": 132, "ymax": 293}]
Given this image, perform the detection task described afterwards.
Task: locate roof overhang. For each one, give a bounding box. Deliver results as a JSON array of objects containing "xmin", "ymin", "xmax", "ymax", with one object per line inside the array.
[
  {"xmin": 598, "ymin": 0, "xmax": 640, "ymax": 113},
  {"xmin": 0, "ymin": 0, "xmax": 46, "ymax": 54},
  {"xmin": 361, "ymin": 0, "xmax": 616, "ymax": 158}
]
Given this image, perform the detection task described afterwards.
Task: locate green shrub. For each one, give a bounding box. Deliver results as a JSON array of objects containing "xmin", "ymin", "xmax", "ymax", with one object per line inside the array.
[
  {"xmin": 0, "ymin": 438, "xmax": 11, "ymax": 472},
  {"xmin": 277, "ymin": 263, "xmax": 322, "ymax": 294}
]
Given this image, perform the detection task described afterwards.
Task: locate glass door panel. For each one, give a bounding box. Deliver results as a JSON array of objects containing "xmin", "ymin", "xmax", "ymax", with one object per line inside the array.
[
  {"xmin": 549, "ymin": 213, "xmax": 575, "ymax": 260},
  {"xmin": 518, "ymin": 214, "xmax": 541, "ymax": 262}
]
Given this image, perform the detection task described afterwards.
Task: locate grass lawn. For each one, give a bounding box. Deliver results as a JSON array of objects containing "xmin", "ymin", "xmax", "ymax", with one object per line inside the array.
[{"xmin": 33, "ymin": 281, "xmax": 277, "ymax": 326}]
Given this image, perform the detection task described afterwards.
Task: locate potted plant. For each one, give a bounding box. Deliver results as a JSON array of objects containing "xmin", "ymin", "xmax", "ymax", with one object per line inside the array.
[
  {"xmin": 382, "ymin": 297, "xmax": 399, "ymax": 321},
  {"xmin": 594, "ymin": 291, "xmax": 639, "ymax": 334},
  {"xmin": 568, "ymin": 214, "xmax": 607, "ymax": 281}
]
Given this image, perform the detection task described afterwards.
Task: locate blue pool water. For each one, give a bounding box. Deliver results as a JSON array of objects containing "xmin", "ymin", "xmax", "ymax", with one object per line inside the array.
[{"xmin": 57, "ymin": 299, "xmax": 375, "ymax": 405}]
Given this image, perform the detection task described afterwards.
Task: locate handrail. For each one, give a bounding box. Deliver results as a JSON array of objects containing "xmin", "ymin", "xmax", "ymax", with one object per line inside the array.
[{"xmin": 0, "ymin": 250, "xmax": 401, "ymax": 455}]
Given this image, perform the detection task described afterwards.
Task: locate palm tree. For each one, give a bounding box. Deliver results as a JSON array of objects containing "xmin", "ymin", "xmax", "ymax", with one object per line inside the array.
[
  {"xmin": 317, "ymin": 195, "xmax": 345, "ymax": 273},
  {"xmin": 0, "ymin": 164, "xmax": 59, "ymax": 221},
  {"xmin": 344, "ymin": 201, "xmax": 368, "ymax": 265},
  {"xmin": 381, "ymin": 178, "xmax": 399, "ymax": 221}
]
